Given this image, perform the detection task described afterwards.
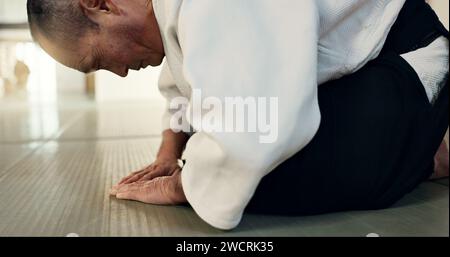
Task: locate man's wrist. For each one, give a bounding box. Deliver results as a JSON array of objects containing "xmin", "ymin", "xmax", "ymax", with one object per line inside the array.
[{"xmin": 156, "ymin": 154, "xmax": 180, "ymax": 163}]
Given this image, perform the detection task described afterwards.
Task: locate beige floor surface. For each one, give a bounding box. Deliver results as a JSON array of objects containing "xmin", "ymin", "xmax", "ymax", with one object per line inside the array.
[{"xmin": 0, "ymin": 97, "xmax": 448, "ymax": 236}]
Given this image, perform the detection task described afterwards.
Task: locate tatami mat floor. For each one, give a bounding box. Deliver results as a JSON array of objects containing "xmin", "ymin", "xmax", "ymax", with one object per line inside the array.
[{"xmin": 0, "ymin": 98, "xmax": 448, "ymax": 236}]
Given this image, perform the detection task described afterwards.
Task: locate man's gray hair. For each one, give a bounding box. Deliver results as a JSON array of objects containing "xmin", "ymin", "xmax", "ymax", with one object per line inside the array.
[{"xmin": 27, "ymin": 0, "xmax": 98, "ymax": 42}]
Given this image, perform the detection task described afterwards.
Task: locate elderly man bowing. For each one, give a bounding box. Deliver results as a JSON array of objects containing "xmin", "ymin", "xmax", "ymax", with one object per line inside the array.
[{"xmin": 27, "ymin": 0, "xmax": 449, "ymax": 230}]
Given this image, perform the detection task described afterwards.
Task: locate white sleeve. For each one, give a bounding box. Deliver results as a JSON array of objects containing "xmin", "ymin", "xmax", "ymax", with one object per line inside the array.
[
  {"xmin": 178, "ymin": 0, "xmax": 321, "ymax": 230},
  {"xmin": 158, "ymin": 61, "xmax": 188, "ymax": 132}
]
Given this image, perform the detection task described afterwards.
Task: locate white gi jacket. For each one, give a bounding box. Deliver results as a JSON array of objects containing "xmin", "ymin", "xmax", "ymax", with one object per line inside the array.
[{"xmin": 153, "ymin": 0, "xmax": 407, "ymax": 229}]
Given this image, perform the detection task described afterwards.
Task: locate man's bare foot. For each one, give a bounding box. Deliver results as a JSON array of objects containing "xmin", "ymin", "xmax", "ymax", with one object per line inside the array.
[{"xmin": 430, "ymin": 138, "xmax": 449, "ymax": 180}]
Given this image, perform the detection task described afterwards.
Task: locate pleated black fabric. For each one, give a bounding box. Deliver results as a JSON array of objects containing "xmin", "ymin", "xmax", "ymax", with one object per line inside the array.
[{"xmin": 246, "ymin": 0, "xmax": 449, "ymax": 215}]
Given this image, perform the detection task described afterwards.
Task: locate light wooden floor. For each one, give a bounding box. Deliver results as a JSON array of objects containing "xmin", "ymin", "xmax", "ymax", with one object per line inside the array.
[{"xmin": 0, "ymin": 97, "xmax": 448, "ymax": 236}]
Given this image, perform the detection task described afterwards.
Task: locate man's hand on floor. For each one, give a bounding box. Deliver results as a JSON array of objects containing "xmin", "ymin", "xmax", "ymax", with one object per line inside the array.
[
  {"xmin": 109, "ymin": 158, "xmax": 187, "ymax": 204},
  {"xmin": 111, "ymin": 169, "xmax": 187, "ymax": 205},
  {"xmin": 110, "ymin": 158, "xmax": 182, "ymax": 194}
]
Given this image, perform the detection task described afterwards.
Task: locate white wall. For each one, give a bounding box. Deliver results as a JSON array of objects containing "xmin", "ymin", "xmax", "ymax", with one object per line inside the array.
[
  {"xmin": 55, "ymin": 63, "xmax": 86, "ymax": 95},
  {"xmin": 95, "ymin": 65, "xmax": 164, "ymax": 103},
  {"xmin": 0, "ymin": 0, "xmax": 28, "ymax": 24}
]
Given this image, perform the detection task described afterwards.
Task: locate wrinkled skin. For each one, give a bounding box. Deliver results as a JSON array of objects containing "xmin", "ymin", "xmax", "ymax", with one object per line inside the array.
[{"xmin": 110, "ymin": 159, "xmax": 186, "ymax": 204}]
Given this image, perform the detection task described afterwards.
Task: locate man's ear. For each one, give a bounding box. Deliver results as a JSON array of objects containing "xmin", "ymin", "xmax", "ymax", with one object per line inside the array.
[{"xmin": 79, "ymin": 0, "xmax": 120, "ymax": 23}]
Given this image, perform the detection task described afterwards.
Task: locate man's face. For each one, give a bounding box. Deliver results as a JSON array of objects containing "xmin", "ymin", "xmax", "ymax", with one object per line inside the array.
[{"xmin": 36, "ymin": 0, "xmax": 164, "ymax": 77}]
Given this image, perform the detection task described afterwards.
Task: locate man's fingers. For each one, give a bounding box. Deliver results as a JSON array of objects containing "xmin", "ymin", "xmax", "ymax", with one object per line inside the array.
[
  {"xmin": 117, "ymin": 171, "xmax": 143, "ymax": 185},
  {"xmin": 117, "ymin": 170, "xmax": 146, "ymax": 184},
  {"xmin": 115, "ymin": 182, "xmax": 152, "ymax": 203},
  {"xmin": 136, "ymin": 168, "xmax": 174, "ymax": 182},
  {"xmin": 110, "ymin": 167, "xmax": 155, "ymax": 195},
  {"xmin": 111, "ymin": 174, "xmax": 146, "ymax": 196},
  {"xmin": 118, "ymin": 166, "xmax": 153, "ymax": 185},
  {"xmin": 110, "ymin": 185, "xmax": 119, "ymax": 196},
  {"xmin": 110, "ymin": 173, "xmax": 154, "ymax": 196},
  {"xmin": 120, "ymin": 172, "xmax": 148, "ymax": 185},
  {"xmin": 116, "ymin": 178, "xmax": 169, "ymax": 205}
]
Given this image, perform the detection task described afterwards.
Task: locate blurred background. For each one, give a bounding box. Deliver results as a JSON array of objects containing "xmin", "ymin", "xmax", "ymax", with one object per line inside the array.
[
  {"xmin": 0, "ymin": 0, "xmax": 447, "ymax": 143},
  {"xmin": 0, "ymin": 0, "xmax": 447, "ymax": 138},
  {"xmin": 0, "ymin": 0, "xmax": 447, "ymax": 106},
  {"xmin": 0, "ymin": 0, "xmax": 169, "ymax": 143}
]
